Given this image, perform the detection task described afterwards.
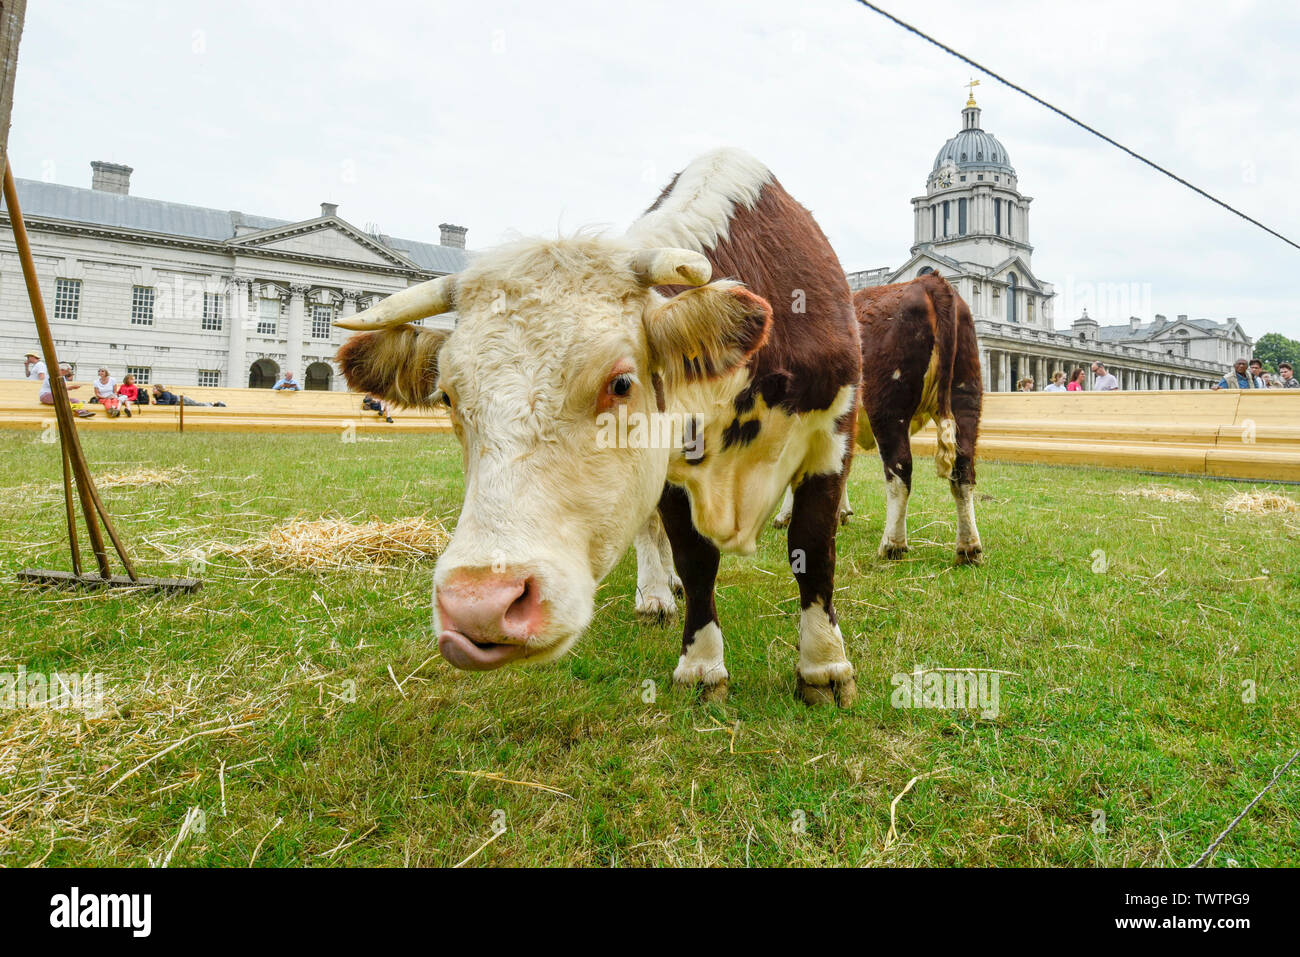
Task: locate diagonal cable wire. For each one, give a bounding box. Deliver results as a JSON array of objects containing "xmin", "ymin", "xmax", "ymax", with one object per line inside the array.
[{"xmin": 852, "ymin": 0, "xmax": 1300, "ymax": 251}]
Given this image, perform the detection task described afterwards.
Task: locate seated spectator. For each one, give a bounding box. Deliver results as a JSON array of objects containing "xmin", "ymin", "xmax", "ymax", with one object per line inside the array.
[
  {"xmin": 40, "ymin": 363, "xmax": 92, "ymax": 416},
  {"xmin": 23, "ymin": 351, "xmax": 44, "ymax": 381},
  {"xmin": 1279, "ymin": 362, "xmax": 1299, "ymax": 388},
  {"xmin": 1249, "ymin": 359, "xmax": 1266, "ymax": 383},
  {"xmin": 1044, "ymin": 371, "xmax": 1067, "ymax": 392},
  {"xmin": 117, "ymin": 373, "xmax": 141, "ymax": 410},
  {"xmin": 1017, "ymin": 376, "xmax": 1035, "ymax": 392},
  {"xmin": 91, "ymin": 368, "xmax": 127, "ymax": 417},
  {"xmin": 1066, "ymin": 368, "xmax": 1086, "ymax": 391},
  {"xmin": 1212, "ymin": 358, "xmax": 1262, "ymax": 390},
  {"xmin": 273, "ymin": 371, "xmax": 301, "ymax": 391},
  {"xmin": 1090, "ymin": 361, "xmax": 1119, "ymax": 391}
]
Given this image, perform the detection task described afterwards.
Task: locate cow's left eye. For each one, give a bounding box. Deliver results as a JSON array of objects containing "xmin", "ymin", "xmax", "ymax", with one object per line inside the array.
[{"xmin": 608, "ymin": 373, "xmax": 636, "ymax": 398}]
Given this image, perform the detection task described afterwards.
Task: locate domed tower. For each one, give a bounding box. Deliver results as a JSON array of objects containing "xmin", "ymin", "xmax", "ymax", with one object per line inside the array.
[{"xmin": 902, "ymin": 88, "xmax": 1053, "ymax": 329}]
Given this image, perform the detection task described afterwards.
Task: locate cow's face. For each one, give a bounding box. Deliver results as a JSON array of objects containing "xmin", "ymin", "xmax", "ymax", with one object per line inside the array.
[{"xmin": 336, "ymin": 237, "xmax": 771, "ymax": 671}]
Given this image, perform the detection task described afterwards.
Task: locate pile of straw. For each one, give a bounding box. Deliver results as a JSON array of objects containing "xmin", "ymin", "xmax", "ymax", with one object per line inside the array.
[
  {"xmin": 1118, "ymin": 486, "xmax": 1200, "ymax": 503},
  {"xmin": 1222, "ymin": 490, "xmax": 1299, "ymax": 515},
  {"xmin": 209, "ymin": 516, "xmax": 450, "ymax": 570},
  {"xmin": 96, "ymin": 466, "xmax": 191, "ymax": 490}
]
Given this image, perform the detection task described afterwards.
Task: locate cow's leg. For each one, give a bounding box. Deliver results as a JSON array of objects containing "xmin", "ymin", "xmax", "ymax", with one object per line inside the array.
[
  {"xmin": 658, "ymin": 484, "xmax": 728, "ymax": 701},
  {"xmin": 948, "ymin": 384, "xmax": 983, "ymax": 565},
  {"xmin": 634, "ymin": 513, "xmax": 678, "ymax": 621},
  {"xmin": 870, "ymin": 410, "xmax": 913, "ymax": 560},
  {"xmin": 772, "ymin": 484, "xmax": 795, "ymax": 529},
  {"xmin": 838, "ymin": 482, "xmax": 854, "ymax": 525},
  {"xmin": 788, "ymin": 468, "xmax": 856, "ymax": 708}
]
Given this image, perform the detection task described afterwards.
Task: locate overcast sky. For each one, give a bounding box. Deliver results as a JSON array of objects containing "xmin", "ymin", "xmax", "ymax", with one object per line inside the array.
[{"xmin": 11, "ymin": 0, "xmax": 1300, "ymax": 340}]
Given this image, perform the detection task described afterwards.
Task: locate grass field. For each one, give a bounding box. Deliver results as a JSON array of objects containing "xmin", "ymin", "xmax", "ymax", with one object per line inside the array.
[{"xmin": 1, "ymin": 427, "xmax": 1297, "ymax": 867}]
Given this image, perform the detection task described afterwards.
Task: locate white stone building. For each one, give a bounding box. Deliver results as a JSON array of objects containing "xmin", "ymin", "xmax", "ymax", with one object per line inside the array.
[
  {"xmin": 0, "ymin": 161, "xmax": 470, "ymax": 390},
  {"xmin": 849, "ymin": 93, "xmax": 1245, "ymax": 391}
]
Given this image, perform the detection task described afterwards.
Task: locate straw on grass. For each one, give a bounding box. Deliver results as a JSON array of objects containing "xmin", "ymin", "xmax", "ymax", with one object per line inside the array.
[
  {"xmin": 206, "ymin": 516, "xmax": 450, "ymax": 570},
  {"xmin": 1222, "ymin": 490, "xmax": 1299, "ymax": 515}
]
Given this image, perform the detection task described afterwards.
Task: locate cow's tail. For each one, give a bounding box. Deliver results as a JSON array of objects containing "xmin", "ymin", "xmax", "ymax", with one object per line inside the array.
[{"xmin": 925, "ymin": 274, "xmax": 961, "ymax": 481}]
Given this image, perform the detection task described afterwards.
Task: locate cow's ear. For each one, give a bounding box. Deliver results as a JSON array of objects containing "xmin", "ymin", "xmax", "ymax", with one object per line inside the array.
[
  {"xmin": 644, "ymin": 281, "xmax": 771, "ymax": 391},
  {"xmin": 335, "ymin": 325, "xmax": 451, "ymax": 409}
]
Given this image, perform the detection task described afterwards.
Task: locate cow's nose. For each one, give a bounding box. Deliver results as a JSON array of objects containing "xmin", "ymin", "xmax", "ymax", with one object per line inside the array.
[{"xmin": 437, "ymin": 572, "xmax": 545, "ymax": 645}]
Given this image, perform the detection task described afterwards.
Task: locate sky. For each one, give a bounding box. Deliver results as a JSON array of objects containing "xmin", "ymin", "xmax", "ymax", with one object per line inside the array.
[{"xmin": 10, "ymin": 0, "xmax": 1300, "ymax": 340}]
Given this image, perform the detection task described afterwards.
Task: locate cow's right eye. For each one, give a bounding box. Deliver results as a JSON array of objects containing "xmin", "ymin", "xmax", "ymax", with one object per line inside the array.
[{"xmin": 433, "ymin": 389, "xmax": 452, "ymax": 409}]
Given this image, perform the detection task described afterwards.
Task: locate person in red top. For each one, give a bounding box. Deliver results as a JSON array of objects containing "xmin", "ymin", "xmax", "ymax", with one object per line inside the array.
[
  {"xmin": 1066, "ymin": 368, "xmax": 1086, "ymax": 391},
  {"xmin": 117, "ymin": 373, "xmax": 140, "ymax": 411}
]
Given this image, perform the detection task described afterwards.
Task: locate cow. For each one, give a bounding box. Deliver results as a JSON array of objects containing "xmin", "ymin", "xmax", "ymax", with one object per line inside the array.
[
  {"xmin": 769, "ymin": 272, "xmax": 983, "ymax": 564},
  {"xmin": 335, "ymin": 149, "xmax": 862, "ymax": 706}
]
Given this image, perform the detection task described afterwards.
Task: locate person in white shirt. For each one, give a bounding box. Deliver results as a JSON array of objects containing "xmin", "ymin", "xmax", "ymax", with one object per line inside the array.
[
  {"xmin": 1043, "ymin": 371, "xmax": 1067, "ymax": 392},
  {"xmin": 24, "ymin": 351, "xmax": 45, "ymax": 381},
  {"xmin": 92, "ymin": 368, "xmax": 128, "ymax": 417},
  {"xmin": 38, "ymin": 362, "xmax": 91, "ymax": 415},
  {"xmin": 1090, "ymin": 361, "xmax": 1120, "ymax": 391}
]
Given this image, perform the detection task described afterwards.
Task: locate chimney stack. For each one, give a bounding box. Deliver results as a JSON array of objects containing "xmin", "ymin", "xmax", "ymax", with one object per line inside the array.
[
  {"xmin": 320, "ymin": 202, "xmax": 338, "ymax": 218},
  {"xmin": 90, "ymin": 161, "xmax": 132, "ymax": 195},
  {"xmin": 439, "ymin": 223, "xmax": 467, "ymax": 248},
  {"xmin": 1129, "ymin": 316, "xmax": 1141, "ymax": 332}
]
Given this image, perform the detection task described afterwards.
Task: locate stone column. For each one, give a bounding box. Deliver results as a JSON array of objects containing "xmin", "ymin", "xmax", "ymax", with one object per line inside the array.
[
  {"xmin": 999, "ymin": 352, "xmax": 1010, "ymax": 392},
  {"xmin": 227, "ymin": 276, "xmax": 249, "ymax": 389},
  {"xmin": 979, "ymin": 349, "xmax": 991, "ymax": 392},
  {"xmin": 337, "ymin": 290, "xmax": 362, "ymax": 392},
  {"xmin": 286, "ymin": 284, "xmax": 309, "ymax": 380}
]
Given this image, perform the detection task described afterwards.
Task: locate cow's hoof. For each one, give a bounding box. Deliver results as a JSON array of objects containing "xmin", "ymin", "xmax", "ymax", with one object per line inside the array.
[
  {"xmin": 636, "ymin": 591, "xmax": 677, "ymax": 623},
  {"xmin": 675, "ymin": 676, "xmax": 728, "ymax": 703},
  {"xmin": 671, "ymin": 575, "xmax": 684, "ymax": 598},
  {"xmin": 878, "ymin": 541, "xmax": 909, "ymax": 560},
  {"xmin": 772, "ymin": 513, "xmax": 792, "ymax": 530},
  {"xmin": 955, "ymin": 544, "xmax": 984, "ymax": 566},
  {"xmin": 838, "ymin": 508, "xmax": 854, "ymax": 526},
  {"xmin": 796, "ymin": 674, "xmax": 857, "ymax": 708}
]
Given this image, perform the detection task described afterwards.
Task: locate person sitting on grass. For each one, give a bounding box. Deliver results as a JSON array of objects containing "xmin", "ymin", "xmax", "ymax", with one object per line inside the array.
[
  {"xmin": 39, "ymin": 363, "xmax": 93, "ymax": 417},
  {"xmin": 1280, "ymin": 362, "xmax": 1299, "ymax": 389},
  {"xmin": 90, "ymin": 368, "xmax": 128, "ymax": 418},
  {"xmin": 273, "ymin": 371, "xmax": 301, "ymax": 391}
]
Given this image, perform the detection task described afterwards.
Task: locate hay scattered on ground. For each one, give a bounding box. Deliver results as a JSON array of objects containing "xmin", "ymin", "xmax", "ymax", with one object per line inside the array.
[
  {"xmin": 1222, "ymin": 490, "xmax": 1299, "ymax": 515},
  {"xmin": 1118, "ymin": 486, "xmax": 1200, "ymax": 503},
  {"xmin": 95, "ymin": 466, "xmax": 192, "ymax": 490},
  {"xmin": 208, "ymin": 516, "xmax": 450, "ymax": 570}
]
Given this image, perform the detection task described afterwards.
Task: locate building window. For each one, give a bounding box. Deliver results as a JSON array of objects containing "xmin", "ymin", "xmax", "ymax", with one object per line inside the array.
[
  {"xmin": 130, "ymin": 285, "xmax": 155, "ymax": 326},
  {"xmin": 995, "ymin": 200, "xmax": 1002, "ymax": 235},
  {"xmin": 958, "ymin": 198, "xmax": 968, "ymax": 236},
  {"xmin": 202, "ymin": 293, "xmax": 224, "ymax": 331},
  {"xmin": 1007, "ymin": 273, "xmax": 1018, "ymax": 324},
  {"xmin": 943, "ymin": 200, "xmax": 950, "ymax": 237},
  {"xmin": 257, "ymin": 297, "xmax": 280, "ymax": 336},
  {"xmin": 310, "ymin": 304, "xmax": 333, "ymax": 340},
  {"xmin": 126, "ymin": 365, "xmax": 151, "ymax": 384},
  {"xmin": 1027, "ymin": 298, "xmax": 1035, "ymax": 324},
  {"xmin": 53, "ymin": 278, "xmax": 81, "ymax": 321},
  {"xmin": 197, "ymin": 370, "xmax": 220, "ymax": 387},
  {"xmin": 931, "ymin": 206, "xmax": 937, "ymax": 239},
  {"xmin": 1007, "ymin": 203, "xmax": 1014, "ymax": 237}
]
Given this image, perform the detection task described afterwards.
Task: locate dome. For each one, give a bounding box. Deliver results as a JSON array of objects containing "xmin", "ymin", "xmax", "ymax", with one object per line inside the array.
[{"xmin": 931, "ymin": 104, "xmax": 1015, "ymax": 176}]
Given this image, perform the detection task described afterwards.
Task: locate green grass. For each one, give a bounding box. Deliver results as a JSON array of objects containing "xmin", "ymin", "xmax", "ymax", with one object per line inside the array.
[{"xmin": 0, "ymin": 428, "xmax": 1297, "ymax": 867}]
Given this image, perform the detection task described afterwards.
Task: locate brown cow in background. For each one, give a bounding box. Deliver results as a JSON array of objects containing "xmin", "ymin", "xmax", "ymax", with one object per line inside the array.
[{"xmin": 775, "ymin": 272, "xmax": 983, "ymax": 564}]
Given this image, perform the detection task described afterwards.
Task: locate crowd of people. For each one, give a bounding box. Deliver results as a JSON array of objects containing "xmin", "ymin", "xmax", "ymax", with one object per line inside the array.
[
  {"xmin": 22, "ymin": 351, "xmax": 226, "ymax": 418},
  {"xmin": 1014, "ymin": 356, "xmax": 1298, "ymax": 392}
]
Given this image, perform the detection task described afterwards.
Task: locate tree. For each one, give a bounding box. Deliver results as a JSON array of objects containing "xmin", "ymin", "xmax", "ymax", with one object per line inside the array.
[{"xmin": 1252, "ymin": 332, "xmax": 1300, "ymax": 373}]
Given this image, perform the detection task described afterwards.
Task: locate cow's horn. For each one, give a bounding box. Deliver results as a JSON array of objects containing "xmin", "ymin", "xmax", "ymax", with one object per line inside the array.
[
  {"xmin": 334, "ymin": 275, "xmax": 458, "ymax": 330},
  {"xmin": 630, "ymin": 248, "xmax": 712, "ymax": 288}
]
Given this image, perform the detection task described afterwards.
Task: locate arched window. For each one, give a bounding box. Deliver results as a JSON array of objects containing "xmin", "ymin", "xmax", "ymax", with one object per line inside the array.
[
  {"xmin": 918, "ymin": 266, "xmax": 934, "ymax": 276},
  {"xmin": 1007, "ymin": 273, "xmax": 1018, "ymax": 324}
]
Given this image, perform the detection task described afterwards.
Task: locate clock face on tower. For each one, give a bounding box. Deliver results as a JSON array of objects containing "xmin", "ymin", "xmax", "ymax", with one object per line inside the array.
[{"xmin": 935, "ymin": 162, "xmax": 957, "ymax": 189}]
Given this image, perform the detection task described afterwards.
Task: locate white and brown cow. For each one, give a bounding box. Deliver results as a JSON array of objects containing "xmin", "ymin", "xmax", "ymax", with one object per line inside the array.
[
  {"xmin": 769, "ymin": 272, "xmax": 984, "ymax": 563},
  {"xmin": 335, "ymin": 149, "xmax": 861, "ymax": 706}
]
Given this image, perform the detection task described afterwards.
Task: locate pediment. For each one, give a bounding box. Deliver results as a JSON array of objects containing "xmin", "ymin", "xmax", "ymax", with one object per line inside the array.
[{"xmin": 228, "ymin": 217, "xmax": 417, "ymax": 269}]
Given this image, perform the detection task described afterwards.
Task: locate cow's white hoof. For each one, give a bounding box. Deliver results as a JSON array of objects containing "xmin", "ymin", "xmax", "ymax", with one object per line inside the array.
[
  {"xmin": 878, "ymin": 540, "xmax": 909, "ymax": 560},
  {"xmin": 675, "ymin": 676, "xmax": 729, "ymax": 703},
  {"xmin": 955, "ymin": 543, "xmax": 983, "ymax": 566},
  {"xmin": 636, "ymin": 589, "xmax": 677, "ymax": 622},
  {"xmin": 838, "ymin": 506, "xmax": 854, "ymax": 526},
  {"xmin": 772, "ymin": 512, "xmax": 791, "ymax": 530},
  {"xmin": 796, "ymin": 673, "xmax": 857, "ymax": 708}
]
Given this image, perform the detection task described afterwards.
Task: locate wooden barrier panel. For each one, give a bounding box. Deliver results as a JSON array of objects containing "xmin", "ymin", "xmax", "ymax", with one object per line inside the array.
[{"xmin": 907, "ymin": 390, "xmax": 1300, "ymax": 482}]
